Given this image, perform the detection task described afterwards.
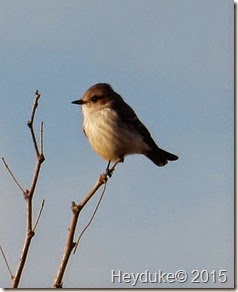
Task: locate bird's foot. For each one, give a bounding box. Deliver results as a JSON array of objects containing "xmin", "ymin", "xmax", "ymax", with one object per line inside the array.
[
  {"xmin": 105, "ymin": 161, "xmax": 112, "ymax": 177},
  {"xmin": 105, "ymin": 157, "xmax": 124, "ymax": 178},
  {"xmin": 106, "ymin": 169, "xmax": 113, "ymax": 178}
]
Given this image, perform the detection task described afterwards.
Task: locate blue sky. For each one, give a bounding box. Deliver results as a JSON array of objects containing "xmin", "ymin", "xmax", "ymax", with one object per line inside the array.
[{"xmin": 0, "ymin": 0, "xmax": 234, "ymax": 288}]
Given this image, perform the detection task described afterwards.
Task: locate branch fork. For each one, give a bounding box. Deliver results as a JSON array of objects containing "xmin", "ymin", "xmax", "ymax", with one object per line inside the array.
[
  {"xmin": 1, "ymin": 90, "xmax": 45, "ymax": 288},
  {"xmin": 53, "ymin": 159, "xmax": 122, "ymax": 288}
]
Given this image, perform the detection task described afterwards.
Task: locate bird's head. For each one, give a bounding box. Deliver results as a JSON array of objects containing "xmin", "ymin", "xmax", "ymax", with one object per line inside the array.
[{"xmin": 72, "ymin": 83, "xmax": 116, "ymax": 114}]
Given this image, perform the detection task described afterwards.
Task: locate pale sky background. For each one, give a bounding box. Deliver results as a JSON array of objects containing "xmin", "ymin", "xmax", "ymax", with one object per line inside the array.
[{"xmin": 0, "ymin": 0, "xmax": 234, "ymax": 288}]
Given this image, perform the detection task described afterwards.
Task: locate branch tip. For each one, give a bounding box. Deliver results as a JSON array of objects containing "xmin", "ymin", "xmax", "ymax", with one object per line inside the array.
[
  {"xmin": 33, "ymin": 200, "xmax": 45, "ymax": 232},
  {"xmin": 1, "ymin": 157, "xmax": 25, "ymax": 194},
  {"xmin": 35, "ymin": 90, "xmax": 40, "ymax": 97}
]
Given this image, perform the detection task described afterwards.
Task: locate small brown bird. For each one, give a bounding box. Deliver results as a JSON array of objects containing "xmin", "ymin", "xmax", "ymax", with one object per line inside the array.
[{"xmin": 72, "ymin": 83, "xmax": 178, "ymax": 169}]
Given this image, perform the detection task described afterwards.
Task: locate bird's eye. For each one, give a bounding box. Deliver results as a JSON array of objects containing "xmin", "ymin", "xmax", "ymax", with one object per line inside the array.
[{"xmin": 91, "ymin": 96, "xmax": 99, "ymax": 102}]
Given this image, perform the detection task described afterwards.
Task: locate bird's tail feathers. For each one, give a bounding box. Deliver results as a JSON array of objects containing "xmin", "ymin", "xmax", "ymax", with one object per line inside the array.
[{"xmin": 145, "ymin": 147, "xmax": 178, "ymax": 167}]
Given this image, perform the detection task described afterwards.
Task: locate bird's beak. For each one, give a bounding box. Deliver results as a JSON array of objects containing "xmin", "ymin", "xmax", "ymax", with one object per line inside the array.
[{"xmin": 72, "ymin": 99, "xmax": 85, "ymax": 105}]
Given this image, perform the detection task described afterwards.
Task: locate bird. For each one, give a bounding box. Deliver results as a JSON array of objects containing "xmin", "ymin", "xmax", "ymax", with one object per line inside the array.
[{"xmin": 72, "ymin": 83, "xmax": 178, "ymax": 173}]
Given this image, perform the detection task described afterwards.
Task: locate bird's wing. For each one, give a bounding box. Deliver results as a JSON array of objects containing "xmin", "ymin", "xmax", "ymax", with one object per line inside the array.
[{"xmin": 111, "ymin": 94, "xmax": 158, "ymax": 148}]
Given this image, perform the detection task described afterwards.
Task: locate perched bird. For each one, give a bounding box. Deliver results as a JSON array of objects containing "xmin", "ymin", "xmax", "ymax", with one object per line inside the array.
[{"xmin": 72, "ymin": 83, "xmax": 178, "ymax": 170}]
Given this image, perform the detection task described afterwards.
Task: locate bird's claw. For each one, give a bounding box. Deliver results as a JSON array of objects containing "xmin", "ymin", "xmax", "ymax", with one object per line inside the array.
[
  {"xmin": 105, "ymin": 157, "xmax": 124, "ymax": 178},
  {"xmin": 106, "ymin": 169, "xmax": 113, "ymax": 178}
]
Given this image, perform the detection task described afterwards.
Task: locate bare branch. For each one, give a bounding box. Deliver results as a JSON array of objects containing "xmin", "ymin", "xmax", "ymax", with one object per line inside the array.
[
  {"xmin": 79, "ymin": 173, "xmax": 108, "ymax": 208},
  {"xmin": 12, "ymin": 229, "xmax": 35, "ymax": 288},
  {"xmin": 33, "ymin": 199, "xmax": 45, "ymax": 232},
  {"xmin": 0, "ymin": 245, "xmax": 14, "ymax": 279},
  {"xmin": 11, "ymin": 90, "xmax": 45, "ymax": 288},
  {"xmin": 53, "ymin": 159, "xmax": 122, "ymax": 288},
  {"xmin": 1, "ymin": 157, "xmax": 26, "ymax": 194},
  {"xmin": 52, "ymin": 174, "xmax": 109, "ymax": 288},
  {"xmin": 52, "ymin": 203, "xmax": 80, "ymax": 288}
]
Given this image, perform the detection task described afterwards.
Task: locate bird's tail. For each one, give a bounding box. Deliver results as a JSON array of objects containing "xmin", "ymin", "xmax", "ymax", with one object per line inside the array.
[{"xmin": 145, "ymin": 147, "xmax": 178, "ymax": 167}]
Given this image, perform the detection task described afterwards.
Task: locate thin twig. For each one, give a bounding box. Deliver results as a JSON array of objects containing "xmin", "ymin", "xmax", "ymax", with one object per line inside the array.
[
  {"xmin": 73, "ymin": 181, "xmax": 108, "ymax": 254},
  {"xmin": 40, "ymin": 122, "xmax": 44, "ymax": 155},
  {"xmin": 1, "ymin": 157, "xmax": 26, "ymax": 194},
  {"xmin": 78, "ymin": 173, "xmax": 108, "ymax": 208},
  {"xmin": 27, "ymin": 90, "xmax": 41, "ymax": 157},
  {"xmin": 33, "ymin": 199, "xmax": 45, "ymax": 232},
  {"xmin": 0, "ymin": 245, "xmax": 14, "ymax": 279},
  {"xmin": 28, "ymin": 90, "xmax": 40, "ymax": 125}
]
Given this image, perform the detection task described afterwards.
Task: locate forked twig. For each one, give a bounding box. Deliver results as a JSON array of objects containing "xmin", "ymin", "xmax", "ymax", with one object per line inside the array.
[
  {"xmin": 73, "ymin": 181, "xmax": 108, "ymax": 254},
  {"xmin": 2, "ymin": 90, "xmax": 46, "ymax": 288},
  {"xmin": 52, "ymin": 160, "xmax": 122, "ymax": 288}
]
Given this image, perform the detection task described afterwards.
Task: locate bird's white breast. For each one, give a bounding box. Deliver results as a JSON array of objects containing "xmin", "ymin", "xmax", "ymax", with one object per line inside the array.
[{"xmin": 82, "ymin": 106, "xmax": 149, "ymax": 161}]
